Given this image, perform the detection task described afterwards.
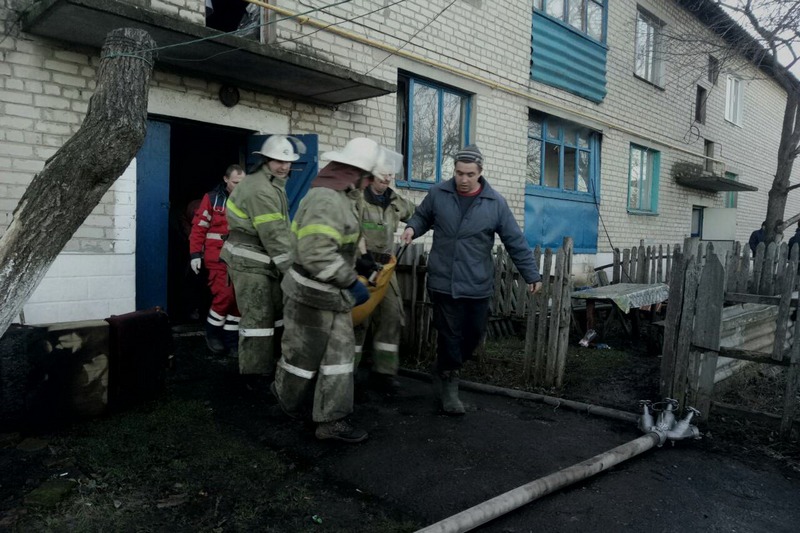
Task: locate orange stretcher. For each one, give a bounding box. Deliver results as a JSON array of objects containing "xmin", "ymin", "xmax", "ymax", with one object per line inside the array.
[{"xmin": 351, "ymin": 254, "xmax": 397, "ymax": 326}]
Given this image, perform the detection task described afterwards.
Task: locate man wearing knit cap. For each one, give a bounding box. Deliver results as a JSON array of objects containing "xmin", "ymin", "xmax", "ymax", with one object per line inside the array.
[{"xmin": 402, "ymin": 143, "xmax": 542, "ymax": 415}]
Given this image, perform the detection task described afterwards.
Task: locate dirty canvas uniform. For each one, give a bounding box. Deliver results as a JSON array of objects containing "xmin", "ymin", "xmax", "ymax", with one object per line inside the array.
[
  {"xmin": 275, "ymin": 172, "xmax": 362, "ymax": 422},
  {"xmin": 354, "ymin": 186, "xmax": 415, "ymax": 375},
  {"xmin": 220, "ymin": 166, "xmax": 291, "ymax": 375}
]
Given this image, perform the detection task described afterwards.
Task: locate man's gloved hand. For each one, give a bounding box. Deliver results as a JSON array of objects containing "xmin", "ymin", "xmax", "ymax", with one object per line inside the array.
[
  {"xmin": 348, "ymin": 279, "xmax": 370, "ymax": 306},
  {"xmin": 355, "ymin": 253, "xmax": 379, "ymax": 278},
  {"xmin": 190, "ymin": 258, "xmax": 202, "ymax": 274}
]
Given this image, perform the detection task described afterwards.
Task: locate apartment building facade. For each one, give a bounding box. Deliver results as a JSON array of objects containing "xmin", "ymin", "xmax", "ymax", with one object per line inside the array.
[{"xmin": 1, "ymin": 0, "xmax": 797, "ymax": 323}]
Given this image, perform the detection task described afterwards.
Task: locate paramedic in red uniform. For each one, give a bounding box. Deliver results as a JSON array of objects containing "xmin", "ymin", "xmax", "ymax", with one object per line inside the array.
[{"xmin": 189, "ymin": 164, "xmax": 245, "ymax": 356}]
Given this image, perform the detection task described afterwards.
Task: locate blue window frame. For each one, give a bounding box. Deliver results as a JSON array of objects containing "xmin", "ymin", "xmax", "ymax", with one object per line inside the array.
[
  {"xmin": 397, "ymin": 73, "xmax": 471, "ymax": 189},
  {"xmin": 534, "ymin": 0, "xmax": 607, "ymax": 42},
  {"xmin": 526, "ymin": 111, "xmax": 600, "ymax": 201},
  {"xmin": 628, "ymin": 144, "xmax": 660, "ymax": 215}
]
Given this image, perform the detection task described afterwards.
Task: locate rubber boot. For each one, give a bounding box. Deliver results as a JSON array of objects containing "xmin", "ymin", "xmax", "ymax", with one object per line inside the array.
[
  {"xmin": 440, "ymin": 370, "xmax": 465, "ymax": 416},
  {"xmin": 223, "ymin": 329, "xmax": 238, "ymax": 358},
  {"xmin": 205, "ymin": 322, "xmax": 226, "ymax": 355}
]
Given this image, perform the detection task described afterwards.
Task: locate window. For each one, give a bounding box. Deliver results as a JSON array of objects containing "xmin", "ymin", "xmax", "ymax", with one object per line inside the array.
[
  {"xmin": 397, "ymin": 74, "xmax": 471, "ymax": 187},
  {"xmin": 725, "ymin": 75, "xmax": 744, "ymax": 125},
  {"xmin": 708, "ymin": 55, "xmax": 720, "ymax": 85},
  {"xmin": 527, "ymin": 111, "xmax": 600, "ymax": 195},
  {"xmin": 691, "ymin": 206, "xmax": 704, "ymax": 238},
  {"xmin": 634, "ymin": 8, "xmax": 664, "ymax": 86},
  {"xmin": 695, "ymin": 86, "xmax": 707, "ymax": 124},
  {"xmin": 628, "ymin": 144, "xmax": 660, "ymax": 214},
  {"xmin": 704, "ymin": 140, "xmax": 715, "ymax": 173},
  {"xmin": 535, "ymin": 0, "xmax": 606, "ymax": 41},
  {"xmin": 724, "ymin": 172, "xmax": 738, "ymax": 208}
]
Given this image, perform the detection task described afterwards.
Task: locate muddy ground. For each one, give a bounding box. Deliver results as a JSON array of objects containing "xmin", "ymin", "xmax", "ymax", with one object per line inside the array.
[{"xmin": 1, "ymin": 330, "xmax": 799, "ymax": 532}]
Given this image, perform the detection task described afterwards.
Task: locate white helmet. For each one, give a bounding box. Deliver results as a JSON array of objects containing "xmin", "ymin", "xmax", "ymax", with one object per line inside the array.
[
  {"xmin": 371, "ymin": 147, "xmax": 404, "ymax": 179},
  {"xmin": 253, "ymin": 135, "xmax": 306, "ymax": 162},
  {"xmin": 320, "ymin": 137, "xmax": 382, "ymax": 173}
]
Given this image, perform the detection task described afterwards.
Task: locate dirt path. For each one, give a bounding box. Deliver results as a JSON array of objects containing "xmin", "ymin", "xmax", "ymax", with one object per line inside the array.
[{"xmin": 3, "ymin": 334, "xmax": 799, "ymax": 532}]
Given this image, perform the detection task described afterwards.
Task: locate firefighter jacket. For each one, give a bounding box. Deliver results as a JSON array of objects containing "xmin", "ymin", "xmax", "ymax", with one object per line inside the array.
[
  {"xmin": 360, "ymin": 186, "xmax": 415, "ymax": 257},
  {"xmin": 282, "ymin": 183, "xmax": 362, "ymax": 313},
  {"xmin": 189, "ymin": 182, "xmax": 229, "ymax": 270},
  {"xmin": 222, "ymin": 166, "xmax": 291, "ymax": 276}
]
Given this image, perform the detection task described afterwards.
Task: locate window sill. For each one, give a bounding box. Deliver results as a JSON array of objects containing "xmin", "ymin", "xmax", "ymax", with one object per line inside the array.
[
  {"xmin": 525, "ymin": 185, "xmax": 599, "ymax": 203},
  {"xmin": 627, "ymin": 209, "xmax": 659, "ymax": 216},
  {"xmin": 396, "ymin": 180, "xmax": 437, "ymax": 191},
  {"xmin": 633, "ymin": 74, "xmax": 665, "ymax": 91},
  {"xmin": 724, "ymin": 118, "xmax": 743, "ymax": 127}
]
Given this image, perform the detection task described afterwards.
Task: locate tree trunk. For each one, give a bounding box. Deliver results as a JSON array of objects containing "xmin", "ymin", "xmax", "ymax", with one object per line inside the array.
[
  {"xmin": 0, "ymin": 28, "xmax": 156, "ymax": 339},
  {"xmin": 765, "ymin": 90, "xmax": 800, "ymax": 242}
]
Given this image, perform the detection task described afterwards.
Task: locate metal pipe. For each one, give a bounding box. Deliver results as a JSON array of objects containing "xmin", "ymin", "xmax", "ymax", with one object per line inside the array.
[
  {"xmin": 398, "ymin": 368, "xmax": 639, "ymax": 423},
  {"xmin": 416, "ymin": 433, "xmax": 662, "ymax": 533}
]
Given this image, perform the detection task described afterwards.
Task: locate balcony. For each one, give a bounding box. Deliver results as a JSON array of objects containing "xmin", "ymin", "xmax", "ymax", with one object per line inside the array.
[
  {"xmin": 22, "ymin": 0, "xmax": 395, "ymax": 106},
  {"xmin": 672, "ymin": 161, "xmax": 758, "ymax": 193}
]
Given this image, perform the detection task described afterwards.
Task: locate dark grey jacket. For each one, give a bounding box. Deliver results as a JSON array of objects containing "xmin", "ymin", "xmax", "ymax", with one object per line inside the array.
[{"xmin": 406, "ymin": 177, "xmax": 541, "ymax": 299}]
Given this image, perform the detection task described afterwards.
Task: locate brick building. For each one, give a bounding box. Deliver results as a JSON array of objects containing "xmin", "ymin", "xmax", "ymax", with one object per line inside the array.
[{"xmin": 1, "ymin": 0, "xmax": 798, "ymax": 323}]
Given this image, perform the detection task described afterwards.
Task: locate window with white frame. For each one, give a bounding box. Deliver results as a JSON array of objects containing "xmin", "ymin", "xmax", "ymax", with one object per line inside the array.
[
  {"xmin": 628, "ymin": 144, "xmax": 660, "ymax": 214},
  {"xmin": 397, "ymin": 73, "xmax": 471, "ymax": 187},
  {"xmin": 634, "ymin": 8, "xmax": 664, "ymax": 86},
  {"xmin": 725, "ymin": 75, "xmax": 744, "ymax": 125}
]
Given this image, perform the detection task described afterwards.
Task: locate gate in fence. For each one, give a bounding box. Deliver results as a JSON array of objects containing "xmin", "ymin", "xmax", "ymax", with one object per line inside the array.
[
  {"xmin": 661, "ymin": 239, "xmax": 800, "ymax": 439},
  {"xmin": 395, "ymin": 238, "xmax": 574, "ymax": 389}
]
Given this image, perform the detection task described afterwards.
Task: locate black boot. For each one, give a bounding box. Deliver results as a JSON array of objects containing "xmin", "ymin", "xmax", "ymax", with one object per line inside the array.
[
  {"xmin": 440, "ymin": 370, "xmax": 465, "ymax": 416},
  {"xmin": 205, "ymin": 322, "xmax": 226, "ymax": 355}
]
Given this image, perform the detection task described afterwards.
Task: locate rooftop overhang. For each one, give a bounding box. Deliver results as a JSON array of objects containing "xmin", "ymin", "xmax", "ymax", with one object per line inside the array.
[
  {"xmin": 675, "ymin": 174, "xmax": 758, "ymax": 192},
  {"xmin": 22, "ymin": 0, "xmax": 395, "ymax": 106}
]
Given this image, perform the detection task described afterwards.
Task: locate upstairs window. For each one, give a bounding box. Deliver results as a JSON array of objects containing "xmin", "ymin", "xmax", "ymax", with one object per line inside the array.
[
  {"xmin": 695, "ymin": 86, "xmax": 707, "ymax": 124},
  {"xmin": 535, "ymin": 0, "xmax": 606, "ymax": 42},
  {"xmin": 527, "ymin": 111, "xmax": 600, "ymax": 196},
  {"xmin": 397, "ymin": 74, "xmax": 471, "ymax": 188},
  {"xmin": 628, "ymin": 144, "xmax": 660, "ymax": 214},
  {"xmin": 725, "ymin": 75, "xmax": 744, "ymax": 125},
  {"xmin": 634, "ymin": 8, "xmax": 665, "ymax": 86},
  {"xmin": 708, "ymin": 55, "xmax": 720, "ymax": 85}
]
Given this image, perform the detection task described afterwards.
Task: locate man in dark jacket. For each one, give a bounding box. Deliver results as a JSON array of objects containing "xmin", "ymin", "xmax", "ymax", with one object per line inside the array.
[
  {"xmin": 749, "ymin": 221, "xmax": 766, "ymax": 256},
  {"xmin": 401, "ymin": 144, "xmax": 542, "ymax": 415}
]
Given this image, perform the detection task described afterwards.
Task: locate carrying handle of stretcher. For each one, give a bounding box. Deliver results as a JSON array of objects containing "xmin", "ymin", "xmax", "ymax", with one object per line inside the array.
[{"xmin": 395, "ymin": 243, "xmax": 409, "ymax": 264}]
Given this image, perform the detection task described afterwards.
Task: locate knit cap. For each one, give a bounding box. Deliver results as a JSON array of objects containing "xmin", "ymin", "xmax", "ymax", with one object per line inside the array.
[{"xmin": 455, "ymin": 144, "xmax": 483, "ymax": 167}]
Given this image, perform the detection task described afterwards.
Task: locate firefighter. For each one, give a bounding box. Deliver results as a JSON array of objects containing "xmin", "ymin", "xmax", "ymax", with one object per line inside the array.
[
  {"xmin": 354, "ymin": 165, "xmax": 415, "ymax": 394},
  {"xmin": 272, "ymin": 137, "xmax": 401, "ymax": 443},
  {"xmin": 189, "ymin": 164, "xmax": 244, "ymax": 356},
  {"xmin": 221, "ymin": 135, "xmax": 305, "ymax": 378}
]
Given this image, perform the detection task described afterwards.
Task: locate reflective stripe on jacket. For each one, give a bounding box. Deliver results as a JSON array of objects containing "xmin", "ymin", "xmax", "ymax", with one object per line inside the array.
[
  {"xmin": 360, "ymin": 186, "xmax": 415, "ymax": 256},
  {"xmin": 224, "ymin": 166, "xmax": 292, "ymax": 273},
  {"xmin": 189, "ymin": 183, "xmax": 228, "ymax": 268}
]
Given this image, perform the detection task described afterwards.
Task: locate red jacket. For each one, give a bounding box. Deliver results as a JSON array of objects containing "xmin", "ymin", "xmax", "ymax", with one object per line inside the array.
[{"xmin": 189, "ymin": 183, "xmax": 229, "ymax": 270}]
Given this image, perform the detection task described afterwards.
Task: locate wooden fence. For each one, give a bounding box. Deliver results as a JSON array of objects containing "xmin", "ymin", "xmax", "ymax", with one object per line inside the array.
[
  {"xmin": 608, "ymin": 241, "xmax": 680, "ymax": 285},
  {"xmin": 661, "ymin": 239, "xmax": 800, "ymax": 439},
  {"xmin": 395, "ymin": 238, "xmax": 574, "ymax": 388}
]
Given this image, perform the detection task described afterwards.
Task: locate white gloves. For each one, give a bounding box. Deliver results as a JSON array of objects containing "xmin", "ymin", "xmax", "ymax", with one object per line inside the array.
[{"xmin": 190, "ymin": 258, "xmax": 202, "ymax": 274}]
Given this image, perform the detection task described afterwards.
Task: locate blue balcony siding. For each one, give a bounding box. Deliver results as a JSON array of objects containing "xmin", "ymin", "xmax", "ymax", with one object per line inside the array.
[{"xmin": 531, "ymin": 12, "xmax": 607, "ymax": 103}]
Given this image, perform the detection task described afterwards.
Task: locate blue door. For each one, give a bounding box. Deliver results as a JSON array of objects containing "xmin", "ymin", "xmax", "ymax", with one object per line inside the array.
[
  {"xmin": 246, "ymin": 134, "xmax": 319, "ymax": 219},
  {"xmin": 135, "ymin": 120, "xmax": 171, "ymax": 310}
]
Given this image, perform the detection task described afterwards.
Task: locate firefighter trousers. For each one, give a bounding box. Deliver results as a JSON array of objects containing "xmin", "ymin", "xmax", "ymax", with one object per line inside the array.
[
  {"xmin": 354, "ymin": 275, "xmax": 404, "ymax": 375},
  {"xmin": 228, "ymin": 267, "xmax": 283, "ymax": 375},
  {"xmin": 274, "ymin": 297, "xmax": 355, "ymax": 423}
]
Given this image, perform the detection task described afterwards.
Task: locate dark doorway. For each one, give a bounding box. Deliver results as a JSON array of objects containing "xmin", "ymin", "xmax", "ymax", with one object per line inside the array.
[{"xmin": 167, "ymin": 119, "xmax": 249, "ymax": 324}]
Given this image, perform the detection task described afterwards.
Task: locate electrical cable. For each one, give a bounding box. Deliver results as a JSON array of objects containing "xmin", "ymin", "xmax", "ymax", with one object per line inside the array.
[{"xmin": 363, "ymin": 0, "xmax": 458, "ymax": 76}]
